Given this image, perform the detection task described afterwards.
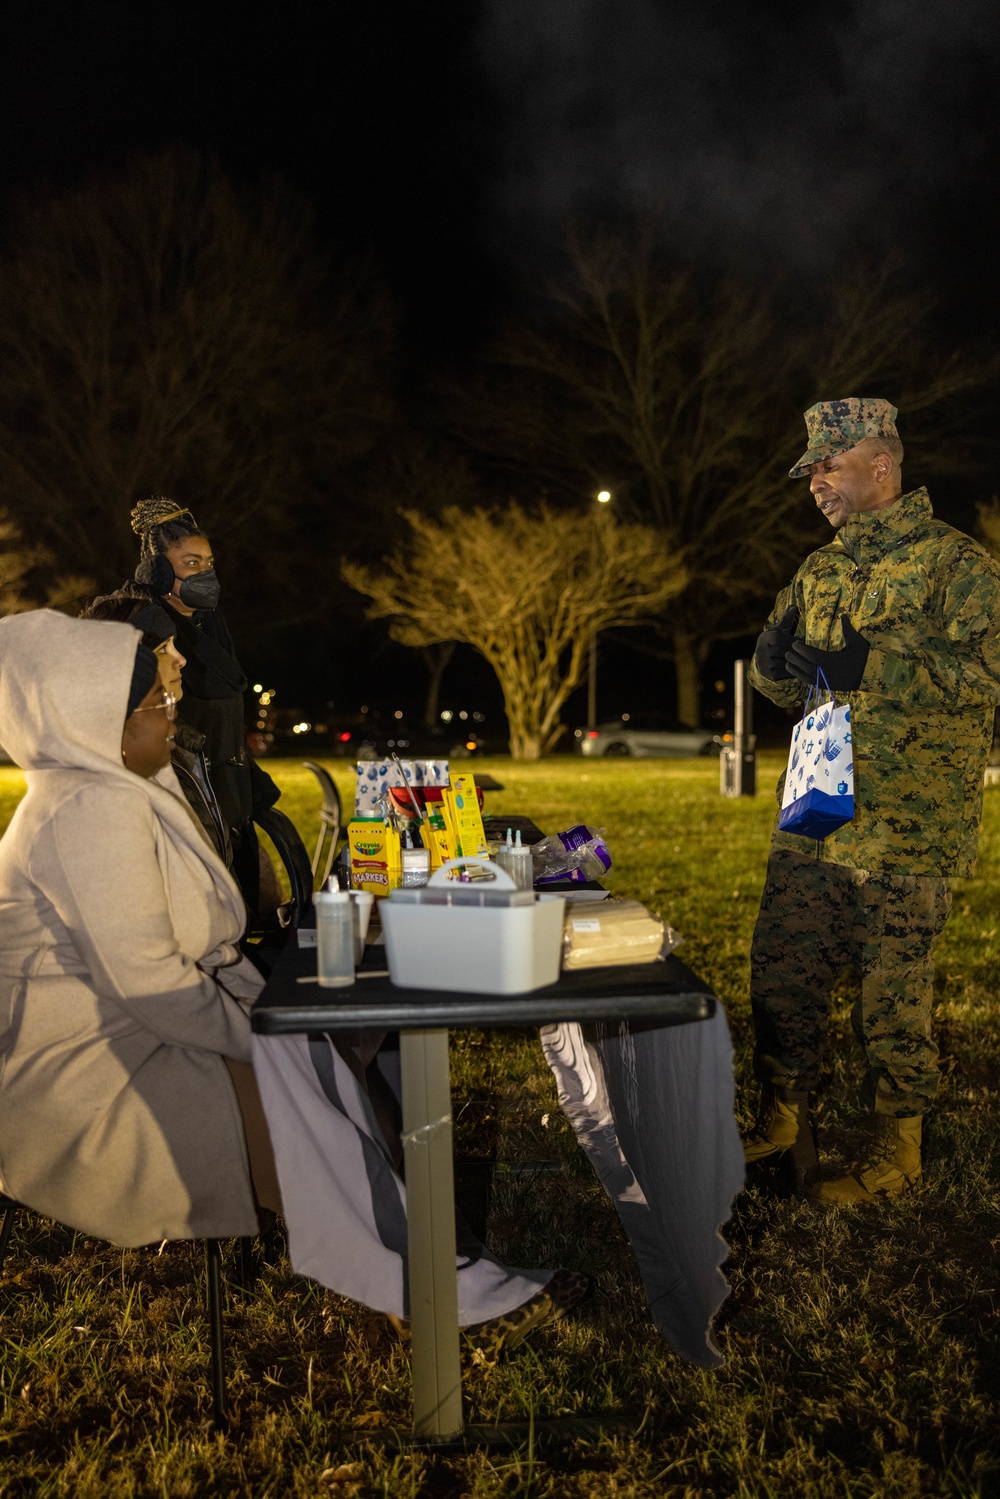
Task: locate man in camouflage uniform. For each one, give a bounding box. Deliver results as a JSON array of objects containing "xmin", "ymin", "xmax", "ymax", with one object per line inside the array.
[{"xmin": 746, "ymin": 397, "xmax": 1000, "ymax": 1203}]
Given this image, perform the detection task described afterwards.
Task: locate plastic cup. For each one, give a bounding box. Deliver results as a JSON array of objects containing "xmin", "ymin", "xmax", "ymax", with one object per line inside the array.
[{"xmin": 349, "ymin": 889, "xmax": 374, "ymax": 965}]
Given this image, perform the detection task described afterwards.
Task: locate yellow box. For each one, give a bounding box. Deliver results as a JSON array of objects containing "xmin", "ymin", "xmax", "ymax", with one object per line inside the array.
[
  {"xmin": 424, "ymin": 816, "xmax": 454, "ymax": 872},
  {"xmin": 442, "ymin": 773, "xmax": 489, "ymax": 859},
  {"xmin": 347, "ymin": 819, "xmax": 401, "ymax": 896}
]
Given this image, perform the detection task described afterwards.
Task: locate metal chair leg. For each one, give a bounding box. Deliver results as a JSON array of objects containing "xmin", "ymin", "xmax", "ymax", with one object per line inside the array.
[
  {"xmin": 205, "ymin": 1239, "xmax": 227, "ymax": 1430},
  {"xmin": 2, "ymin": 1211, "xmax": 241, "ymax": 1433},
  {"xmin": 0, "ymin": 1198, "xmax": 17, "ymax": 1278}
]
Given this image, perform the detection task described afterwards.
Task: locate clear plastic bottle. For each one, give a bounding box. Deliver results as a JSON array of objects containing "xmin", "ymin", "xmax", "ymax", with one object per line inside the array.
[
  {"xmin": 493, "ymin": 827, "xmax": 513, "ymax": 880},
  {"xmin": 507, "ymin": 828, "xmax": 534, "ymax": 892},
  {"xmin": 314, "ymin": 889, "xmax": 356, "ymax": 987}
]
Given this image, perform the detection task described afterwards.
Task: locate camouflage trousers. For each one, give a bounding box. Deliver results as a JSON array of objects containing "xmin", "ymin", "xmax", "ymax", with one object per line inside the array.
[{"xmin": 750, "ymin": 848, "xmax": 952, "ymax": 1117}]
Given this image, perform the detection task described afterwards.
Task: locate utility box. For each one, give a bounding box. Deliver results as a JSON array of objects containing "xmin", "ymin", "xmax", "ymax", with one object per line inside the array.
[
  {"xmin": 720, "ymin": 660, "xmax": 757, "ymax": 798},
  {"xmin": 720, "ymin": 745, "xmax": 757, "ymax": 797}
]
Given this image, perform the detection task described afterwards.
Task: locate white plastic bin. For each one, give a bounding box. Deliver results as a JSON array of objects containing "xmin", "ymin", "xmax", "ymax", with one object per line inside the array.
[{"xmin": 380, "ymin": 856, "xmax": 566, "ymax": 995}]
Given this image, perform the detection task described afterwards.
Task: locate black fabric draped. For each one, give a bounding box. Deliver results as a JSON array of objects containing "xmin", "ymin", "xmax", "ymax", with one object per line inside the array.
[{"xmin": 169, "ymin": 607, "xmax": 246, "ymax": 701}]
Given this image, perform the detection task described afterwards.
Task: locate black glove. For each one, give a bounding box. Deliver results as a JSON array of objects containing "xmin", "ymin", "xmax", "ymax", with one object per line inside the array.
[
  {"xmin": 785, "ymin": 615, "xmax": 870, "ymax": 691},
  {"xmin": 754, "ymin": 606, "xmax": 799, "ymax": 681}
]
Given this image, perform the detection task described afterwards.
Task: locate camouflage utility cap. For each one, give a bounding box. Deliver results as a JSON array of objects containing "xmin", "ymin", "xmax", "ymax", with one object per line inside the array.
[{"xmin": 789, "ymin": 397, "xmax": 899, "ymax": 479}]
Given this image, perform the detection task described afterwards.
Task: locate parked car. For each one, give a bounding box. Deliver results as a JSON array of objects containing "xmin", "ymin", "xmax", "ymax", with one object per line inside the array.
[
  {"xmin": 574, "ymin": 713, "xmax": 722, "ymax": 758},
  {"xmin": 335, "ymin": 723, "xmax": 493, "ymax": 761}
]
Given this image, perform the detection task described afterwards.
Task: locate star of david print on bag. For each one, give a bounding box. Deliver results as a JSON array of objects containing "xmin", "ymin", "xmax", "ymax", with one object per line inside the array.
[{"xmin": 778, "ymin": 669, "xmax": 855, "ymax": 840}]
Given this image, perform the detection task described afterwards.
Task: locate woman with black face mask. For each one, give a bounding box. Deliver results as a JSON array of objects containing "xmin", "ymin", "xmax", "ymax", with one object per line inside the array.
[{"xmin": 130, "ymin": 496, "xmax": 279, "ymax": 918}]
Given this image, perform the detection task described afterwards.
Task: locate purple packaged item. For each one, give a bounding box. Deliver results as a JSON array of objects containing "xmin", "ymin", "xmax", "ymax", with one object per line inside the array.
[{"xmin": 533, "ymin": 823, "xmax": 612, "ymax": 885}]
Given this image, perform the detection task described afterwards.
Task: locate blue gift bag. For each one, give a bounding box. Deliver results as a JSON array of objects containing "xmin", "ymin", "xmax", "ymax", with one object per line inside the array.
[{"xmin": 778, "ymin": 672, "xmax": 855, "ymax": 840}]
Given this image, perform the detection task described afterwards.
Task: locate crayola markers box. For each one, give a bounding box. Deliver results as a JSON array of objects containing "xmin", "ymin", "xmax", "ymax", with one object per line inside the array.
[{"xmin": 347, "ymin": 818, "xmax": 401, "ymax": 896}]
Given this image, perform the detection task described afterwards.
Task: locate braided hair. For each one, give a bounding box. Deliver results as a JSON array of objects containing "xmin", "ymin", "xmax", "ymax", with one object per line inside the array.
[{"xmin": 130, "ymin": 496, "xmax": 206, "ymax": 560}]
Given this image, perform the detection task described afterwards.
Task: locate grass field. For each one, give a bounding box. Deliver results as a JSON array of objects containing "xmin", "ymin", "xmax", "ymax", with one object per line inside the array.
[{"xmin": 1, "ymin": 755, "xmax": 998, "ymax": 1497}]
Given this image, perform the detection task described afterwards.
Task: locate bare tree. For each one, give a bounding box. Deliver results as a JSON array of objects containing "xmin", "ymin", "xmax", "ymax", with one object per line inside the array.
[
  {"xmin": 346, "ymin": 438, "xmax": 480, "ymax": 728},
  {"xmin": 448, "ymin": 230, "xmax": 998, "ymax": 725},
  {"xmin": 343, "ymin": 504, "xmax": 686, "ymax": 759},
  {"xmin": 420, "ymin": 641, "xmax": 457, "ymax": 729},
  {"xmin": 0, "ymin": 148, "xmax": 394, "ymax": 632},
  {"xmin": 0, "ymin": 508, "xmax": 92, "ymax": 617}
]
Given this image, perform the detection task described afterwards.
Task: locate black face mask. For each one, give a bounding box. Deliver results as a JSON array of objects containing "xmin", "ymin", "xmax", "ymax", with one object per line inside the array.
[{"xmin": 177, "ymin": 569, "xmax": 221, "ymax": 611}]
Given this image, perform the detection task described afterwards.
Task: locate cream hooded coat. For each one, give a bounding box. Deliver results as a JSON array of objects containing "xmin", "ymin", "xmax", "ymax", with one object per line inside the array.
[{"xmin": 0, "ymin": 610, "xmax": 263, "ymax": 1245}]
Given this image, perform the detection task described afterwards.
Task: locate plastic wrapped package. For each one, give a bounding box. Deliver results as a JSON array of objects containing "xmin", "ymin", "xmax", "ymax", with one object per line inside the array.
[
  {"xmin": 561, "ymin": 897, "xmax": 681, "ymax": 970},
  {"xmin": 532, "ymin": 824, "xmax": 612, "ymax": 885}
]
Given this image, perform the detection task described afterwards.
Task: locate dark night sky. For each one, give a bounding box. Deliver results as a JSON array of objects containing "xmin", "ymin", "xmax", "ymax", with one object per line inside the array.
[
  {"xmin": 7, "ymin": 1, "xmax": 999, "ymax": 358},
  {"xmin": 4, "ymin": 0, "xmax": 999, "ymax": 734},
  {"xmin": 2, "ymin": 2, "xmax": 505, "ymax": 367}
]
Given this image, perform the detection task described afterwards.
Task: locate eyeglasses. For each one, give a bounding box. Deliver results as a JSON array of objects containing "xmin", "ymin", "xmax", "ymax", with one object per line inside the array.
[{"xmin": 133, "ymin": 691, "xmax": 177, "ymax": 721}]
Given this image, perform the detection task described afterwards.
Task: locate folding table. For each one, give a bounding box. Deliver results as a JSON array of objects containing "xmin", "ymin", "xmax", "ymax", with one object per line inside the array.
[{"xmin": 251, "ymin": 940, "xmax": 716, "ymax": 1443}]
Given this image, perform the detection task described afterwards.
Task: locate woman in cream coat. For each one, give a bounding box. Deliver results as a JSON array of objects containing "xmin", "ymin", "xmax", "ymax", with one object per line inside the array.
[
  {"xmin": 0, "ymin": 609, "xmax": 266, "ymax": 1246},
  {"xmin": 0, "ymin": 611, "xmax": 587, "ymax": 1351}
]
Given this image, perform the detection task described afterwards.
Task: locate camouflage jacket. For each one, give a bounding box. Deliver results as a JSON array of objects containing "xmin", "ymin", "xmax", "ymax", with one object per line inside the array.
[{"xmin": 749, "ymin": 487, "xmax": 1000, "ymax": 877}]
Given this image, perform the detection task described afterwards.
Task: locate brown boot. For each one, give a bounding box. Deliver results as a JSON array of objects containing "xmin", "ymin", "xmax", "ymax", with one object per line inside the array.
[
  {"xmin": 811, "ymin": 1114, "xmax": 922, "ymax": 1206},
  {"xmin": 743, "ymin": 1085, "xmax": 819, "ymax": 1192}
]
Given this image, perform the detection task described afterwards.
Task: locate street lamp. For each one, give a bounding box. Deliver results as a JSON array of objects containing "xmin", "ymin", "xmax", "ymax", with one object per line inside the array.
[{"xmin": 589, "ymin": 490, "xmax": 612, "ymax": 728}]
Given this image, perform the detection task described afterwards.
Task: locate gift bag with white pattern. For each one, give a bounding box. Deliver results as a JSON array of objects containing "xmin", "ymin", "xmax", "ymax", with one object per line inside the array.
[
  {"xmin": 778, "ymin": 672, "xmax": 854, "ymax": 840},
  {"xmin": 353, "ymin": 758, "xmax": 449, "ymax": 816}
]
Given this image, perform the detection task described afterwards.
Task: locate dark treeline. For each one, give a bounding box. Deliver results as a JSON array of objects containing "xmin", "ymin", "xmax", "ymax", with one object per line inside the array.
[{"xmin": 0, "ymin": 149, "xmax": 997, "ymax": 731}]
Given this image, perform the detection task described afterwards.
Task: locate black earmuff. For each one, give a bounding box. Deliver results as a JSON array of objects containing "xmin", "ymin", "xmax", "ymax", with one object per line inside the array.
[{"xmin": 134, "ymin": 553, "xmax": 175, "ymax": 596}]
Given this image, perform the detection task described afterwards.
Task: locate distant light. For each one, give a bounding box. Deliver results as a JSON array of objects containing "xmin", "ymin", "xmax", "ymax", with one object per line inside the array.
[
  {"xmin": 394, "ymin": 710, "xmax": 403, "ymax": 720},
  {"xmin": 440, "ymin": 710, "xmax": 453, "ymax": 722},
  {"xmin": 715, "ymin": 680, "xmax": 726, "ymax": 693},
  {"xmin": 459, "ymin": 710, "xmax": 468, "ymax": 721},
  {"xmin": 472, "ymin": 711, "xmax": 485, "ymax": 722},
  {"xmin": 596, "ymin": 490, "xmax": 612, "ymax": 504},
  {"xmin": 360, "ymin": 705, "xmax": 369, "ymax": 714},
  {"xmin": 253, "ymin": 683, "xmax": 263, "ymax": 693},
  {"xmin": 292, "ymin": 722, "xmax": 311, "ymax": 735},
  {"xmin": 315, "ymin": 724, "xmax": 327, "ymax": 734},
  {"xmin": 339, "ymin": 731, "xmax": 352, "ymax": 742},
  {"xmin": 587, "ymin": 730, "xmax": 600, "ymax": 739},
  {"xmin": 621, "ymin": 712, "xmax": 630, "ymax": 721},
  {"xmin": 465, "ymin": 741, "xmax": 476, "ymax": 751},
  {"xmin": 574, "ymin": 729, "xmax": 583, "ymax": 738}
]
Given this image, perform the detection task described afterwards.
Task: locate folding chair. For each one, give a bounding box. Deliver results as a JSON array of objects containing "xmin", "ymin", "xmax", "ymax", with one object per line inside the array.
[
  {"xmin": 302, "ymin": 761, "xmax": 342, "ymax": 888},
  {"xmin": 254, "ymin": 805, "xmax": 315, "ymax": 929},
  {"xmin": 0, "ymin": 1191, "xmax": 256, "ymax": 1431}
]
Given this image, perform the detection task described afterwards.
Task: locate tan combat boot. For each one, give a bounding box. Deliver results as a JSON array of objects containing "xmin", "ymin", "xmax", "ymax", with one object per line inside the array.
[
  {"xmin": 743, "ymin": 1085, "xmax": 819, "ymax": 1193},
  {"xmin": 811, "ymin": 1114, "xmax": 922, "ymax": 1206}
]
